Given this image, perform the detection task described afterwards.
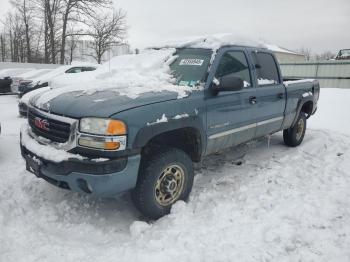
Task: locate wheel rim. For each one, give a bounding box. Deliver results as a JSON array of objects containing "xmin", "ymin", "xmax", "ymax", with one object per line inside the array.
[
  {"xmin": 154, "ymin": 164, "xmax": 185, "ymax": 206},
  {"xmin": 295, "ymin": 118, "xmax": 305, "ymax": 141}
]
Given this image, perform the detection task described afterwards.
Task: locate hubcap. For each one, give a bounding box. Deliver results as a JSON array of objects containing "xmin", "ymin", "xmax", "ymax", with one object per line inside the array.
[
  {"xmin": 296, "ymin": 118, "xmax": 305, "ymax": 141},
  {"xmin": 155, "ymin": 164, "xmax": 185, "ymax": 206}
]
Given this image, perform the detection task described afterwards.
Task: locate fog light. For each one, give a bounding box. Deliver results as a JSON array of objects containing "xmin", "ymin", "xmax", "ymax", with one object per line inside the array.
[{"xmin": 78, "ymin": 135, "xmax": 126, "ymax": 151}]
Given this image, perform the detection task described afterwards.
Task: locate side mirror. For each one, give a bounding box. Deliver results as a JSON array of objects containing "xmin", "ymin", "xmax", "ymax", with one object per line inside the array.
[{"xmin": 212, "ymin": 75, "xmax": 244, "ymax": 92}]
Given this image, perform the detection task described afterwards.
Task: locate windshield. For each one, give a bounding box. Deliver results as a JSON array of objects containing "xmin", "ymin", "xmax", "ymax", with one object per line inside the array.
[
  {"xmin": 170, "ymin": 48, "xmax": 212, "ymax": 87},
  {"xmin": 340, "ymin": 49, "xmax": 350, "ymax": 57}
]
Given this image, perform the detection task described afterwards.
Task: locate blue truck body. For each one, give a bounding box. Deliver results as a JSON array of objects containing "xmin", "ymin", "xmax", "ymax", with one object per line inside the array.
[{"xmin": 20, "ymin": 43, "xmax": 320, "ymax": 217}]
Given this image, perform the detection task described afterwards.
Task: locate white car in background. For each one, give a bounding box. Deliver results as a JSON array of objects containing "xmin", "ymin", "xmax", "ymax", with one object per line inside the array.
[
  {"xmin": 18, "ymin": 63, "xmax": 98, "ymax": 116},
  {"xmin": 17, "ymin": 63, "xmax": 98, "ymax": 98}
]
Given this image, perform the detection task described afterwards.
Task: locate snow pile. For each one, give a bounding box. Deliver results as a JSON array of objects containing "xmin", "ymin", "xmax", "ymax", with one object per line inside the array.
[
  {"xmin": 32, "ymin": 49, "xmax": 195, "ymax": 109},
  {"xmin": 20, "ymin": 86, "xmax": 51, "ymax": 105},
  {"xmin": 0, "ymin": 68, "xmax": 35, "ymax": 78},
  {"xmin": 17, "ymin": 69, "xmax": 53, "ymax": 80}
]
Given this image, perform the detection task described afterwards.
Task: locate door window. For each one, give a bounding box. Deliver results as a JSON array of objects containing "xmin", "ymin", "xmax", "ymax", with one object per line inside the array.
[
  {"xmin": 252, "ymin": 52, "xmax": 280, "ymax": 86},
  {"xmin": 215, "ymin": 51, "xmax": 252, "ymax": 88}
]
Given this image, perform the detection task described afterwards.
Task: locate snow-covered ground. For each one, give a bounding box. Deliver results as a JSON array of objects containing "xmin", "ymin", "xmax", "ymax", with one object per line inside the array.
[{"xmin": 0, "ymin": 88, "xmax": 349, "ymax": 262}]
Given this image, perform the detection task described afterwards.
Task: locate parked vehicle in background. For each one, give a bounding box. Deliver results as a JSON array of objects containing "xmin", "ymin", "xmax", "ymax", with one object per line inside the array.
[
  {"xmin": 11, "ymin": 69, "xmax": 53, "ymax": 94},
  {"xmin": 0, "ymin": 68, "xmax": 35, "ymax": 94},
  {"xmin": 20, "ymin": 35, "xmax": 320, "ymax": 219},
  {"xmin": 17, "ymin": 63, "xmax": 97, "ymax": 98},
  {"xmin": 18, "ymin": 64, "xmax": 97, "ymax": 116},
  {"xmin": 335, "ymin": 49, "xmax": 350, "ymax": 60}
]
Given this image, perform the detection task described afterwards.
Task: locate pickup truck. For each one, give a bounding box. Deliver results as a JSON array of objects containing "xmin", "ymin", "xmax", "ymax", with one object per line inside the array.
[
  {"xmin": 20, "ymin": 38, "xmax": 320, "ymax": 219},
  {"xmin": 335, "ymin": 49, "xmax": 350, "ymax": 60}
]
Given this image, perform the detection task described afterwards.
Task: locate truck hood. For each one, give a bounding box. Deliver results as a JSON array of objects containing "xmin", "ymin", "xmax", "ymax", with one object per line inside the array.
[
  {"xmin": 30, "ymin": 89, "xmax": 181, "ymax": 118},
  {"xmin": 28, "ymin": 48, "xmax": 197, "ymax": 118}
]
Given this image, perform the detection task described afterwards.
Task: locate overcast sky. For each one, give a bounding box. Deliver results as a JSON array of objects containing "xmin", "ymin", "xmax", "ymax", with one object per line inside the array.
[{"xmin": 1, "ymin": 0, "xmax": 349, "ymax": 53}]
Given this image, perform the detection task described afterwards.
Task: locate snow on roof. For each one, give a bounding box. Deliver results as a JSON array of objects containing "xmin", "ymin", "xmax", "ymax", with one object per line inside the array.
[
  {"xmin": 264, "ymin": 43, "xmax": 302, "ymax": 56},
  {"xmin": 151, "ymin": 33, "xmax": 266, "ymax": 50},
  {"xmin": 151, "ymin": 33, "xmax": 302, "ymax": 56}
]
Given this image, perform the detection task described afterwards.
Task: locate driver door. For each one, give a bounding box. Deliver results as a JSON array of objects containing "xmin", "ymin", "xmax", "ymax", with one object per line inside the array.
[{"xmin": 206, "ymin": 48, "xmax": 257, "ymax": 154}]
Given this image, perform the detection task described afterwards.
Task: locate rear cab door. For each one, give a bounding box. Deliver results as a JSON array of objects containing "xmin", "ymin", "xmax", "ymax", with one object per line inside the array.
[
  {"xmin": 205, "ymin": 47, "xmax": 257, "ymax": 154},
  {"xmin": 248, "ymin": 49, "xmax": 286, "ymax": 138}
]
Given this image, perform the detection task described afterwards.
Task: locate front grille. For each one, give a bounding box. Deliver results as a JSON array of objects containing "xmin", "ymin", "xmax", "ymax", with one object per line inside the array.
[{"xmin": 28, "ymin": 108, "xmax": 71, "ymax": 143}]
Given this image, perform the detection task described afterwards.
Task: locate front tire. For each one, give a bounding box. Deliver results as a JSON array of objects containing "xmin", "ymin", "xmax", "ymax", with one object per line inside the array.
[
  {"xmin": 132, "ymin": 147, "xmax": 194, "ymax": 219},
  {"xmin": 283, "ymin": 113, "xmax": 307, "ymax": 147}
]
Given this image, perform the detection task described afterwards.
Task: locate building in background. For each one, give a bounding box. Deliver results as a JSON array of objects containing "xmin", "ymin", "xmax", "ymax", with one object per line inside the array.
[
  {"xmin": 266, "ymin": 44, "xmax": 305, "ymax": 63},
  {"xmin": 66, "ymin": 37, "xmax": 130, "ymax": 64}
]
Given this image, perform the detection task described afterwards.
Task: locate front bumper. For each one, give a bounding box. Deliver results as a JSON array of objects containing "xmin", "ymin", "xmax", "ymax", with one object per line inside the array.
[{"xmin": 20, "ymin": 128, "xmax": 141, "ymax": 197}]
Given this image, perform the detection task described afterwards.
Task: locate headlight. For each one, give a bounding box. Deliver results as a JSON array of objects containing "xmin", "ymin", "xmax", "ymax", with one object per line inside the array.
[
  {"xmin": 80, "ymin": 118, "xmax": 126, "ymax": 136},
  {"xmin": 78, "ymin": 118, "xmax": 127, "ymax": 151}
]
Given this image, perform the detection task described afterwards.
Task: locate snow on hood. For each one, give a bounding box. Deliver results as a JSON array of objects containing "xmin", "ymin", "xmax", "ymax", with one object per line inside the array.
[{"xmin": 32, "ymin": 49, "xmax": 194, "ymax": 109}]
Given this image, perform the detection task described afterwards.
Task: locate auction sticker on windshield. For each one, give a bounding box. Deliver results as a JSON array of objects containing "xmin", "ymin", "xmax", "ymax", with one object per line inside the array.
[{"xmin": 179, "ymin": 59, "xmax": 204, "ymax": 66}]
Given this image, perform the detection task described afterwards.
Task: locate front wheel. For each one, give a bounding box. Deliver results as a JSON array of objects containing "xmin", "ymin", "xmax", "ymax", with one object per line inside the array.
[
  {"xmin": 132, "ymin": 147, "xmax": 194, "ymax": 219},
  {"xmin": 283, "ymin": 113, "xmax": 307, "ymax": 147}
]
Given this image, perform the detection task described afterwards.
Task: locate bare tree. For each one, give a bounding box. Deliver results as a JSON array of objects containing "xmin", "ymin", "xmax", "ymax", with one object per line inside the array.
[
  {"xmin": 298, "ymin": 47, "xmax": 312, "ymax": 61},
  {"xmin": 2, "ymin": 11, "xmax": 27, "ymax": 62},
  {"xmin": 86, "ymin": 9, "xmax": 126, "ymax": 64},
  {"xmin": 0, "ymin": 34, "xmax": 6, "ymax": 62},
  {"xmin": 0, "ymin": 0, "xmax": 127, "ymax": 64},
  {"xmin": 66, "ymin": 35, "xmax": 78, "ymax": 63},
  {"xmin": 59, "ymin": 0, "xmax": 111, "ymax": 64},
  {"xmin": 11, "ymin": 0, "xmax": 35, "ymax": 62},
  {"xmin": 315, "ymin": 51, "xmax": 336, "ymax": 61}
]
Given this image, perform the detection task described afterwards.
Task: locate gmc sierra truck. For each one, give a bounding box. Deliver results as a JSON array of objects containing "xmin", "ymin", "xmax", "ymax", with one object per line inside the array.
[{"xmin": 20, "ymin": 39, "xmax": 320, "ymax": 219}]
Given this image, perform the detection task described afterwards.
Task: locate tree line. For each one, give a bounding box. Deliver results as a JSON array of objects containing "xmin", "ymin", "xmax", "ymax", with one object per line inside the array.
[
  {"xmin": 0, "ymin": 0, "xmax": 127, "ymax": 64},
  {"xmin": 298, "ymin": 48, "xmax": 337, "ymax": 62}
]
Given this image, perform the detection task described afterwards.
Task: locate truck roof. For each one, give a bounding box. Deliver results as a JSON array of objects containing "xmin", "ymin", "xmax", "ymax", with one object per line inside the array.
[
  {"xmin": 150, "ymin": 33, "xmax": 301, "ymax": 55},
  {"xmin": 150, "ymin": 33, "xmax": 272, "ymax": 52}
]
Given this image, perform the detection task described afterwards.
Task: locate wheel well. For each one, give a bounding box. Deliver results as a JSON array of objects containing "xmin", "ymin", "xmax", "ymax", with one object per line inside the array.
[
  {"xmin": 301, "ymin": 101, "xmax": 313, "ymax": 118},
  {"xmin": 142, "ymin": 128, "xmax": 202, "ymax": 162}
]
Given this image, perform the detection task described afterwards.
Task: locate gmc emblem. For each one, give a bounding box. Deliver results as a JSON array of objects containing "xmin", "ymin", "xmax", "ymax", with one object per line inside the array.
[{"xmin": 34, "ymin": 117, "xmax": 50, "ymax": 131}]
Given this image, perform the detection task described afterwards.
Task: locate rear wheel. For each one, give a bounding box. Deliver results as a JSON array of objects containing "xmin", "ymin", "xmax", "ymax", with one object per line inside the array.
[
  {"xmin": 132, "ymin": 147, "xmax": 194, "ymax": 219},
  {"xmin": 283, "ymin": 113, "xmax": 307, "ymax": 147}
]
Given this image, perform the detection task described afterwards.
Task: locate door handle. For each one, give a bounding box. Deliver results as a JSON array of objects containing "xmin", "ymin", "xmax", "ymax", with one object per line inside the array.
[
  {"xmin": 249, "ymin": 96, "xmax": 257, "ymax": 104},
  {"xmin": 277, "ymin": 93, "xmax": 284, "ymax": 99}
]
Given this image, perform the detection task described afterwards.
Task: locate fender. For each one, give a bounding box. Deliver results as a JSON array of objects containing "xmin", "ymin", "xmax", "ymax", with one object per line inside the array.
[
  {"xmin": 133, "ymin": 115, "xmax": 206, "ymax": 152},
  {"xmin": 291, "ymin": 95, "xmax": 314, "ymax": 127}
]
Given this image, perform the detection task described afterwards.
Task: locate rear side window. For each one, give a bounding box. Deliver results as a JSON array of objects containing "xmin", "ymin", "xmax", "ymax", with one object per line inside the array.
[
  {"xmin": 82, "ymin": 67, "xmax": 96, "ymax": 72},
  {"xmin": 252, "ymin": 52, "xmax": 280, "ymax": 86},
  {"xmin": 215, "ymin": 51, "xmax": 251, "ymax": 88},
  {"xmin": 66, "ymin": 67, "xmax": 83, "ymax": 73}
]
